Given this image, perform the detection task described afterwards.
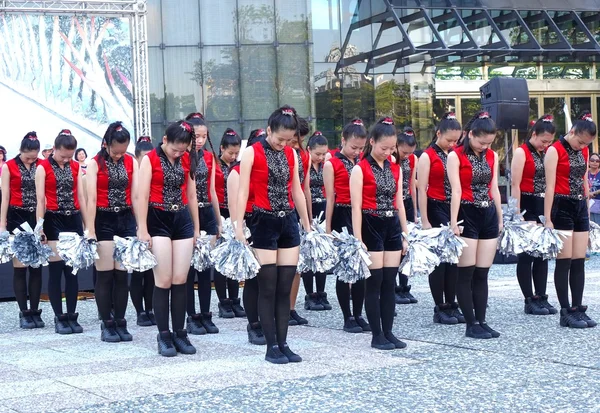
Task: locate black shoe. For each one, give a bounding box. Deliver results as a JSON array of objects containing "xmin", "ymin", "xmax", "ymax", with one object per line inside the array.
[
  {"xmin": 560, "ymin": 307, "xmax": 588, "ymax": 328},
  {"xmin": 279, "ymin": 342, "xmax": 302, "ymax": 362},
  {"xmin": 304, "ymin": 293, "xmax": 325, "ymax": 311},
  {"xmin": 384, "ymin": 332, "xmax": 407, "ymax": 349},
  {"xmin": 200, "ymin": 312, "xmax": 219, "ymax": 334},
  {"xmin": 115, "ymin": 319, "xmax": 133, "ymax": 341},
  {"xmin": 137, "ymin": 312, "xmax": 153, "ymax": 327},
  {"xmin": 172, "ymin": 330, "xmax": 196, "ymax": 354},
  {"xmin": 288, "ymin": 313, "xmax": 298, "ymax": 326},
  {"xmin": 186, "ymin": 314, "xmax": 207, "ymax": 335},
  {"xmin": 395, "ymin": 287, "xmax": 411, "ymax": 305},
  {"xmin": 404, "ymin": 285, "xmax": 418, "ymax": 303},
  {"xmin": 371, "ymin": 333, "xmax": 395, "ymax": 350},
  {"xmin": 318, "ymin": 292, "xmax": 332, "ymax": 310},
  {"xmin": 479, "ymin": 322, "xmax": 500, "ymax": 338},
  {"xmin": 355, "ymin": 315, "xmax": 371, "ymax": 332},
  {"xmin": 157, "ymin": 331, "xmax": 177, "ymax": 357},
  {"xmin": 265, "ymin": 344, "xmax": 289, "ymax": 364},
  {"xmin": 231, "ymin": 298, "xmax": 246, "ymax": 317},
  {"xmin": 247, "ymin": 322, "xmax": 267, "ymax": 345},
  {"xmin": 54, "ymin": 314, "xmax": 72, "ymax": 334},
  {"xmin": 577, "ymin": 305, "xmax": 597, "ymax": 328},
  {"xmin": 290, "ymin": 310, "xmax": 308, "ymax": 325},
  {"xmin": 524, "ymin": 296, "xmax": 550, "ymax": 315},
  {"xmin": 101, "ymin": 320, "xmax": 121, "ymax": 343},
  {"xmin": 67, "ymin": 313, "xmax": 83, "ymax": 333},
  {"xmin": 450, "ymin": 302, "xmax": 466, "ymax": 323},
  {"xmin": 465, "ymin": 323, "xmax": 492, "ymax": 339},
  {"xmin": 147, "ymin": 311, "xmax": 157, "ymax": 325},
  {"xmin": 19, "ymin": 310, "xmax": 36, "ymax": 329},
  {"xmin": 30, "ymin": 309, "xmax": 45, "ymax": 328},
  {"xmin": 433, "ymin": 304, "xmax": 458, "ymax": 325},
  {"xmin": 218, "ymin": 299, "xmax": 235, "ymax": 318},
  {"xmin": 539, "ymin": 295, "xmax": 558, "ymax": 314},
  {"xmin": 343, "ymin": 316, "xmax": 363, "ymax": 333}
]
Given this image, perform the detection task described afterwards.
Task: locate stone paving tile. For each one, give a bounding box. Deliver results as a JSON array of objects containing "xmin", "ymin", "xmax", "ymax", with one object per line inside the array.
[{"xmin": 3, "ymin": 389, "xmax": 108, "ymax": 413}]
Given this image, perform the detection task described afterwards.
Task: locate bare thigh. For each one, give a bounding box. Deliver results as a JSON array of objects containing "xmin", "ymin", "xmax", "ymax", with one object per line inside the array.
[
  {"xmin": 172, "ymin": 238, "xmax": 194, "ymax": 284},
  {"xmin": 254, "ymin": 249, "xmax": 278, "ymax": 266},
  {"xmin": 96, "ymin": 241, "xmax": 118, "ymax": 271},
  {"xmin": 276, "ymin": 247, "xmax": 300, "ymax": 266},
  {"xmin": 572, "ymin": 231, "xmax": 588, "ymax": 259},
  {"xmin": 152, "ymin": 237, "xmax": 173, "ymax": 289},
  {"xmin": 368, "ymin": 251, "xmax": 384, "ymax": 270},
  {"xmin": 475, "ymin": 239, "xmax": 497, "ymax": 268},
  {"xmin": 458, "ymin": 238, "xmax": 478, "ymax": 267},
  {"xmin": 383, "ymin": 250, "xmax": 402, "ymax": 268}
]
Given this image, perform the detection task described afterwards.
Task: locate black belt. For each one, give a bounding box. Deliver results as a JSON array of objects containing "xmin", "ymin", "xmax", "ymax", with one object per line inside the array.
[
  {"xmin": 197, "ymin": 202, "xmax": 211, "ymax": 208},
  {"xmin": 363, "ymin": 209, "xmax": 396, "ymax": 218},
  {"xmin": 253, "ymin": 206, "xmax": 294, "ymax": 218},
  {"xmin": 97, "ymin": 206, "xmax": 131, "ymax": 213},
  {"xmin": 428, "ymin": 198, "xmax": 450, "ymax": 205},
  {"xmin": 555, "ymin": 193, "xmax": 585, "ymax": 201},
  {"xmin": 461, "ymin": 200, "xmax": 491, "ymax": 208},
  {"xmin": 10, "ymin": 206, "xmax": 35, "ymax": 212},
  {"xmin": 313, "ymin": 197, "xmax": 326, "ymax": 203},
  {"xmin": 47, "ymin": 209, "xmax": 80, "ymax": 216},
  {"xmin": 149, "ymin": 202, "xmax": 186, "ymax": 211},
  {"xmin": 335, "ymin": 203, "xmax": 351, "ymax": 208},
  {"xmin": 522, "ymin": 192, "xmax": 545, "ymax": 198}
]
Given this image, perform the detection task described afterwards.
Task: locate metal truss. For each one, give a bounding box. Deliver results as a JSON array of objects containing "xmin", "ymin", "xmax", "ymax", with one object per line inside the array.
[
  {"xmin": 0, "ymin": 0, "xmax": 151, "ymax": 136},
  {"xmin": 336, "ymin": 0, "xmax": 600, "ymax": 75}
]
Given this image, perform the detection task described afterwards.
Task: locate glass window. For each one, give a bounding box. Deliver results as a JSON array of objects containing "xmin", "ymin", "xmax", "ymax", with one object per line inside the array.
[
  {"xmin": 460, "ymin": 9, "xmax": 503, "ymax": 48},
  {"xmin": 163, "ymin": 47, "xmax": 203, "ymax": 121},
  {"xmin": 208, "ymin": 121, "xmax": 243, "ymax": 149},
  {"xmin": 433, "ymin": 98, "xmax": 456, "ymax": 123},
  {"xmin": 544, "ymin": 97, "xmax": 566, "ymax": 138},
  {"xmin": 161, "ymin": 0, "xmax": 200, "ymax": 46},
  {"xmin": 277, "ymin": 45, "xmax": 311, "ymax": 116},
  {"xmin": 517, "ymin": 98, "xmax": 540, "ymax": 145},
  {"xmin": 314, "ymin": 63, "xmax": 343, "ymax": 146},
  {"xmin": 151, "ymin": 123, "xmax": 166, "ymax": 145},
  {"xmin": 519, "ymin": 10, "xmax": 561, "ymax": 47},
  {"xmin": 200, "ymin": 0, "xmax": 237, "ymax": 45},
  {"xmin": 146, "ymin": 0, "xmax": 163, "ymax": 47},
  {"xmin": 571, "ymin": 96, "xmax": 592, "ymax": 120},
  {"xmin": 242, "ymin": 120, "xmax": 268, "ymax": 144},
  {"xmin": 460, "ymin": 98, "xmax": 481, "ymax": 125},
  {"xmin": 202, "ymin": 46, "xmax": 241, "ymax": 121},
  {"xmin": 239, "ymin": 46, "xmax": 278, "ymax": 119},
  {"xmin": 341, "ymin": 63, "xmax": 375, "ymax": 126},
  {"xmin": 238, "ymin": 0, "xmax": 276, "ymax": 44},
  {"xmin": 148, "ymin": 47, "xmax": 165, "ymax": 123},
  {"xmin": 490, "ymin": 10, "xmax": 531, "ymax": 48},
  {"xmin": 311, "ymin": 0, "xmax": 341, "ymax": 63},
  {"xmin": 276, "ymin": 0, "xmax": 309, "ymax": 43}
]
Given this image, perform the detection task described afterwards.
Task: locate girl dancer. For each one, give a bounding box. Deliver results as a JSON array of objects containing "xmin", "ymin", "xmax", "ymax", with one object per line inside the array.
[
  {"xmin": 323, "ymin": 119, "xmax": 369, "ymax": 333},
  {"xmin": 0, "ymin": 132, "xmax": 43, "ymax": 329},
  {"xmin": 511, "ymin": 115, "xmax": 556, "ymax": 315},
  {"xmin": 545, "ymin": 112, "xmax": 597, "ymax": 328},
  {"xmin": 588, "ymin": 153, "xmax": 600, "ymax": 225},
  {"xmin": 235, "ymin": 105, "xmax": 311, "ymax": 364},
  {"xmin": 36, "ymin": 130, "xmax": 87, "ymax": 334},
  {"xmin": 87, "ymin": 122, "xmax": 138, "ymax": 342},
  {"xmin": 138, "ymin": 121, "xmax": 200, "ymax": 356},
  {"xmin": 351, "ymin": 118, "xmax": 409, "ymax": 350},
  {"xmin": 418, "ymin": 113, "xmax": 464, "ymax": 324},
  {"xmin": 448, "ymin": 111, "xmax": 502, "ymax": 339}
]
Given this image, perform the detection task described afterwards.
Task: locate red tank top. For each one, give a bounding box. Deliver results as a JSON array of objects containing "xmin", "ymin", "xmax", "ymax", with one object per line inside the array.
[
  {"xmin": 400, "ymin": 154, "xmax": 416, "ymax": 198},
  {"xmin": 94, "ymin": 153, "xmax": 134, "ymax": 209},
  {"xmin": 215, "ymin": 158, "xmax": 234, "ymax": 208},
  {"xmin": 7, "ymin": 157, "xmax": 37, "ymax": 208},
  {"xmin": 358, "ymin": 155, "xmax": 400, "ymax": 212},
  {"xmin": 553, "ymin": 136, "xmax": 588, "ymax": 197},
  {"xmin": 455, "ymin": 145, "xmax": 495, "ymax": 205},
  {"xmin": 328, "ymin": 148, "xmax": 340, "ymax": 158},
  {"xmin": 328, "ymin": 152, "xmax": 356, "ymax": 206},
  {"xmin": 424, "ymin": 144, "xmax": 450, "ymax": 202},
  {"xmin": 147, "ymin": 146, "xmax": 190, "ymax": 210},
  {"xmin": 251, "ymin": 140, "xmax": 295, "ymax": 212},
  {"xmin": 230, "ymin": 163, "xmax": 253, "ymax": 214},
  {"xmin": 40, "ymin": 157, "xmax": 80, "ymax": 211},
  {"xmin": 519, "ymin": 141, "xmax": 546, "ymax": 195},
  {"xmin": 195, "ymin": 150, "xmax": 214, "ymax": 204}
]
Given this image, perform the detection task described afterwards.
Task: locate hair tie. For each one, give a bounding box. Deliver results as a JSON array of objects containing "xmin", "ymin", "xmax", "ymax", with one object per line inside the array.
[
  {"xmin": 352, "ymin": 119, "xmax": 364, "ymax": 126},
  {"xmin": 115, "ymin": 126, "xmax": 123, "ymax": 132},
  {"xmin": 281, "ymin": 108, "xmax": 294, "ymax": 116},
  {"xmin": 445, "ymin": 112, "xmax": 457, "ymax": 120},
  {"xmin": 60, "ymin": 129, "xmax": 72, "ymax": 136},
  {"xmin": 226, "ymin": 130, "xmax": 237, "ymax": 136},
  {"xmin": 256, "ymin": 129, "xmax": 266, "ymax": 137},
  {"xmin": 529, "ymin": 120, "xmax": 536, "ymax": 128},
  {"xmin": 542, "ymin": 115, "xmax": 554, "ymax": 123},
  {"xmin": 478, "ymin": 112, "xmax": 490, "ymax": 119},
  {"xmin": 313, "ymin": 131, "xmax": 323, "ymax": 136},
  {"xmin": 381, "ymin": 117, "xmax": 394, "ymax": 125},
  {"xmin": 138, "ymin": 136, "xmax": 151, "ymax": 143},
  {"xmin": 192, "ymin": 113, "xmax": 204, "ymax": 119},
  {"xmin": 27, "ymin": 132, "xmax": 38, "ymax": 141},
  {"xmin": 404, "ymin": 130, "xmax": 414, "ymax": 136},
  {"xmin": 180, "ymin": 122, "xmax": 192, "ymax": 133},
  {"xmin": 582, "ymin": 113, "xmax": 594, "ymax": 122}
]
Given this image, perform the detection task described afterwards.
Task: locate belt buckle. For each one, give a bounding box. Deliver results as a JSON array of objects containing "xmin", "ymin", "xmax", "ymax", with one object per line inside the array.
[
  {"xmin": 481, "ymin": 201, "xmax": 489, "ymax": 208},
  {"xmin": 113, "ymin": 207, "xmax": 121, "ymax": 213},
  {"xmin": 577, "ymin": 194, "xmax": 583, "ymax": 200},
  {"xmin": 28, "ymin": 207, "xmax": 34, "ymax": 212},
  {"xmin": 384, "ymin": 211, "xmax": 393, "ymax": 217},
  {"xmin": 539, "ymin": 193, "xmax": 545, "ymax": 198},
  {"xmin": 277, "ymin": 211, "xmax": 286, "ymax": 218},
  {"xmin": 315, "ymin": 198, "xmax": 322, "ymax": 203},
  {"xmin": 65, "ymin": 210, "xmax": 72, "ymax": 216},
  {"xmin": 170, "ymin": 204, "xmax": 180, "ymax": 211}
]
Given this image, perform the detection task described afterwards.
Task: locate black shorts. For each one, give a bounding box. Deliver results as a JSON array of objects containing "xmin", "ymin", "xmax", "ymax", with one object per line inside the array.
[
  {"xmin": 249, "ymin": 211, "xmax": 300, "ymax": 251},
  {"xmin": 427, "ymin": 199, "xmax": 450, "ymax": 228},
  {"xmin": 148, "ymin": 207, "xmax": 194, "ymax": 240},
  {"xmin": 403, "ymin": 198, "xmax": 415, "ymax": 223},
  {"xmin": 95, "ymin": 209, "xmax": 136, "ymax": 241},
  {"xmin": 312, "ymin": 202, "xmax": 326, "ymax": 221},
  {"xmin": 521, "ymin": 194, "xmax": 544, "ymax": 223},
  {"xmin": 551, "ymin": 197, "xmax": 589, "ymax": 232},
  {"xmin": 43, "ymin": 211, "xmax": 84, "ymax": 241},
  {"xmin": 331, "ymin": 205, "xmax": 353, "ymax": 234},
  {"xmin": 220, "ymin": 207, "xmax": 230, "ymax": 220},
  {"xmin": 459, "ymin": 203, "xmax": 499, "ymax": 240},
  {"xmin": 199, "ymin": 206, "xmax": 218, "ymax": 235},
  {"xmin": 7, "ymin": 207, "xmax": 36, "ymax": 233},
  {"xmin": 362, "ymin": 213, "xmax": 403, "ymax": 252}
]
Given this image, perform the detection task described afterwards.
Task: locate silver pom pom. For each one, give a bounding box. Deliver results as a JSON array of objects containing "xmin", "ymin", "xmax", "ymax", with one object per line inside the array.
[
  {"xmin": 113, "ymin": 236, "xmax": 157, "ymax": 272},
  {"xmin": 428, "ymin": 223, "xmax": 468, "ymax": 264},
  {"xmin": 399, "ymin": 239, "xmax": 441, "ymax": 278},
  {"xmin": 331, "ymin": 227, "xmax": 371, "ymax": 284},
  {"xmin": 589, "ymin": 221, "xmax": 600, "ymax": 253},
  {"xmin": 11, "ymin": 220, "xmax": 54, "ymax": 268},
  {"xmin": 191, "ymin": 231, "xmax": 214, "ymax": 272},
  {"xmin": 498, "ymin": 221, "xmax": 535, "ymax": 256},
  {"xmin": 503, "ymin": 197, "xmax": 526, "ymax": 224},
  {"xmin": 298, "ymin": 214, "xmax": 338, "ymax": 274},
  {"xmin": 523, "ymin": 217, "xmax": 571, "ymax": 260},
  {"xmin": 57, "ymin": 232, "xmax": 98, "ymax": 275},
  {"xmin": 0, "ymin": 231, "xmax": 13, "ymax": 264},
  {"xmin": 210, "ymin": 218, "xmax": 260, "ymax": 281}
]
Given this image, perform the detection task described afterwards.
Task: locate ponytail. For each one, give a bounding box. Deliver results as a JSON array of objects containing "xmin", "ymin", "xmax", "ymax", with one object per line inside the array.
[
  {"xmin": 363, "ymin": 117, "xmax": 396, "ymax": 158},
  {"xmin": 97, "ymin": 121, "xmax": 130, "ymax": 171},
  {"xmin": 458, "ymin": 110, "xmax": 497, "ymax": 151},
  {"xmin": 572, "ymin": 111, "xmax": 597, "ymax": 137},
  {"xmin": 431, "ymin": 112, "xmax": 461, "ymax": 146},
  {"xmin": 526, "ymin": 114, "xmax": 556, "ymax": 142}
]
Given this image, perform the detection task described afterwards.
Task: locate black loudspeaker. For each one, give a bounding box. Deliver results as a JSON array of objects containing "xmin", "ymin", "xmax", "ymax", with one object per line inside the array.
[{"xmin": 480, "ymin": 78, "xmax": 529, "ymax": 130}]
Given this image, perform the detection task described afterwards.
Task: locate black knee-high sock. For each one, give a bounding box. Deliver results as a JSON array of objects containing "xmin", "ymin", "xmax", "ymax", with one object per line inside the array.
[
  {"xmin": 351, "ymin": 279, "xmax": 366, "ymax": 317},
  {"xmin": 13, "ymin": 267, "xmax": 28, "ymax": 311},
  {"xmin": 95, "ymin": 269, "xmax": 114, "ymax": 321},
  {"xmin": 302, "ymin": 272, "xmax": 314, "ymax": 294},
  {"xmin": 197, "ymin": 268, "xmax": 212, "ymax": 313},
  {"xmin": 336, "ymin": 278, "xmax": 352, "ymax": 320},
  {"xmin": 130, "ymin": 271, "xmax": 144, "ymax": 314},
  {"xmin": 472, "ymin": 267, "xmax": 490, "ymax": 323},
  {"xmin": 186, "ymin": 267, "xmax": 197, "ymax": 316},
  {"xmin": 153, "ymin": 286, "xmax": 170, "ymax": 332},
  {"xmin": 243, "ymin": 276, "xmax": 260, "ymax": 324},
  {"xmin": 315, "ymin": 272, "xmax": 326, "ymax": 293},
  {"xmin": 516, "ymin": 253, "xmax": 534, "ymax": 298},
  {"xmin": 170, "ymin": 283, "xmax": 187, "ymax": 331},
  {"xmin": 214, "ymin": 270, "xmax": 227, "ymax": 301},
  {"xmin": 554, "ymin": 258, "xmax": 572, "ymax": 308},
  {"xmin": 275, "ymin": 265, "xmax": 297, "ymax": 345},
  {"xmin": 28, "ymin": 267, "xmax": 42, "ymax": 311},
  {"xmin": 48, "ymin": 261, "xmax": 65, "ymax": 316},
  {"xmin": 570, "ymin": 258, "xmax": 585, "ymax": 307},
  {"xmin": 113, "ymin": 270, "xmax": 129, "ymax": 319},
  {"xmin": 144, "ymin": 270, "xmax": 154, "ymax": 311},
  {"xmin": 532, "ymin": 258, "xmax": 549, "ymax": 296},
  {"xmin": 456, "ymin": 265, "xmax": 476, "ymax": 324},
  {"xmin": 428, "ymin": 265, "xmax": 445, "ymax": 305},
  {"xmin": 444, "ymin": 263, "xmax": 458, "ymax": 303},
  {"xmin": 64, "ymin": 266, "xmax": 78, "ymax": 314},
  {"xmin": 227, "ymin": 278, "xmax": 239, "ymax": 299},
  {"xmin": 398, "ymin": 273, "xmax": 409, "ymax": 289},
  {"xmin": 381, "ymin": 267, "xmax": 397, "ymax": 334},
  {"xmin": 365, "ymin": 268, "xmax": 383, "ymax": 336},
  {"xmin": 257, "ymin": 264, "xmax": 278, "ymax": 347}
]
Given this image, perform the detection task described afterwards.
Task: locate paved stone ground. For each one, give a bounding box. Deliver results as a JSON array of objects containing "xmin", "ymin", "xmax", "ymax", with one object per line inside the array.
[{"xmin": 1, "ymin": 258, "xmax": 600, "ymax": 412}]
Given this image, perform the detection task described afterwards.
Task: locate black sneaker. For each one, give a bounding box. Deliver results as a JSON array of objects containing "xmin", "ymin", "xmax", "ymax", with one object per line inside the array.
[
  {"xmin": 101, "ymin": 320, "xmax": 121, "ymax": 343},
  {"xmin": 577, "ymin": 305, "xmax": 597, "ymax": 328},
  {"xmin": 404, "ymin": 285, "xmax": 418, "ymax": 304},
  {"xmin": 355, "ymin": 315, "xmax": 371, "ymax": 332},
  {"xmin": 172, "ymin": 330, "xmax": 196, "ymax": 354},
  {"xmin": 465, "ymin": 323, "xmax": 492, "ymax": 339},
  {"xmin": 115, "ymin": 319, "xmax": 133, "ymax": 341},
  {"xmin": 201, "ymin": 312, "xmax": 219, "ymax": 334},
  {"xmin": 304, "ymin": 293, "xmax": 325, "ymax": 311},
  {"xmin": 395, "ymin": 287, "xmax": 411, "ymax": 305},
  {"xmin": 290, "ymin": 310, "xmax": 308, "ymax": 325},
  {"xmin": 318, "ymin": 292, "xmax": 332, "ymax": 310},
  {"xmin": 560, "ymin": 307, "xmax": 588, "ymax": 328},
  {"xmin": 479, "ymin": 322, "xmax": 500, "ymax": 338},
  {"xmin": 218, "ymin": 299, "xmax": 235, "ymax": 318},
  {"xmin": 384, "ymin": 332, "xmax": 407, "ymax": 349},
  {"xmin": 19, "ymin": 310, "xmax": 36, "ymax": 329},
  {"xmin": 247, "ymin": 322, "xmax": 267, "ymax": 345},
  {"xmin": 67, "ymin": 313, "xmax": 83, "ymax": 334},
  {"xmin": 539, "ymin": 295, "xmax": 558, "ymax": 314},
  {"xmin": 343, "ymin": 316, "xmax": 363, "ymax": 333},
  {"xmin": 279, "ymin": 342, "xmax": 302, "ymax": 362},
  {"xmin": 433, "ymin": 305, "xmax": 458, "ymax": 325},
  {"xmin": 265, "ymin": 344, "xmax": 289, "ymax": 364},
  {"xmin": 54, "ymin": 314, "xmax": 72, "ymax": 334},
  {"xmin": 450, "ymin": 302, "xmax": 466, "ymax": 323},
  {"xmin": 231, "ymin": 298, "xmax": 246, "ymax": 317},
  {"xmin": 524, "ymin": 296, "xmax": 550, "ymax": 315},
  {"xmin": 186, "ymin": 314, "xmax": 207, "ymax": 335},
  {"xmin": 288, "ymin": 313, "xmax": 298, "ymax": 326},
  {"xmin": 137, "ymin": 312, "xmax": 153, "ymax": 327},
  {"xmin": 147, "ymin": 311, "xmax": 157, "ymax": 325},
  {"xmin": 157, "ymin": 331, "xmax": 177, "ymax": 357},
  {"xmin": 30, "ymin": 309, "xmax": 45, "ymax": 328},
  {"xmin": 371, "ymin": 333, "xmax": 395, "ymax": 350}
]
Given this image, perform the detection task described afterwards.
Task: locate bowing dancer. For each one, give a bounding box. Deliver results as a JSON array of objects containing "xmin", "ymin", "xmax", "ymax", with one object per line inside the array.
[
  {"xmin": 137, "ymin": 121, "xmax": 200, "ymax": 357},
  {"xmin": 35, "ymin": 130, "xmax": 87, "ymax": 334},
  {"xmin": 448, "ymin": 111, "xmax": 502, "ymax": 339},
  {"xmin": 511, "ymin": 115, "xmax": 556, "ymax": 316},
  {"xmin": 0, "ymin": 132, "xmax": 44, "ymax": 328},
  {"xmin": 323, "ymin": 119, "xmax": 369, "ymax": 333},
  {"xmin": 417, "ymin": 113, "xmax": 464, "ymax": 324},
  {"xmin": 235, "ymin": 105, "xmax": 311, "ymax": 364},
  {"xmin": 544, "ymin": 112, "xmax": 597, "ymax": 328}
]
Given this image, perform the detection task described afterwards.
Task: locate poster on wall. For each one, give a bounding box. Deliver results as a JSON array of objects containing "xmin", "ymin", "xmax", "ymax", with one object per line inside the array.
[{"xmin": 0, "ymin": 15, "xmax": 134, "ymax": 157}]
